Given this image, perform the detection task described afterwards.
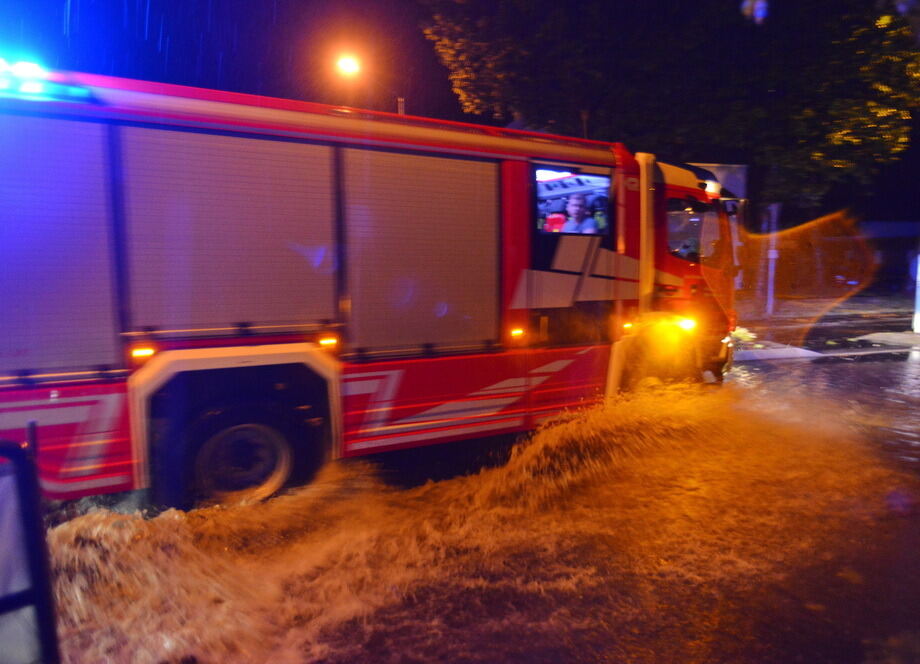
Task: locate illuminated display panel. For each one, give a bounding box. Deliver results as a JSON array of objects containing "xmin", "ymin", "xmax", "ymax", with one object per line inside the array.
[{"xmin": 535, "ymin": 166, "xmax": 611, "ymax": 236}]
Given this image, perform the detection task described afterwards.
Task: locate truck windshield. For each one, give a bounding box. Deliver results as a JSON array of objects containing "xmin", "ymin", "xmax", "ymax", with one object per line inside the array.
[{"xmin": 666, "ymin": 197, "xmax": 721, "ymax": 262}]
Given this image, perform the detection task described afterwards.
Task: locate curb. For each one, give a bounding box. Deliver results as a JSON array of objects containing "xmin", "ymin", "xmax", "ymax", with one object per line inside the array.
[
  {"xmin": 855, "ymin": 332, "xmax": 920, "ymax": 347},
  {"xmin": 735, "ymin": 345, "xmax": 823, "ymax": 361}
]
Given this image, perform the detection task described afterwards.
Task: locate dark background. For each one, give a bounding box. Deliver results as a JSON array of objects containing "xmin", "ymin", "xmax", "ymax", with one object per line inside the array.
[
  {"xmin": 0, "ymin": 0, "xmax": 916, "ymax": 220},
  {"xmin": 0, "ymin": 0, "xmax": 462, "ymax": 116}
]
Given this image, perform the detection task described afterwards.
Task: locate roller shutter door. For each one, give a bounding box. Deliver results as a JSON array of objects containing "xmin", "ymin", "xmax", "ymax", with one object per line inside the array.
[
  {"xmin": 122, "ymin": 128, "xmax": 336, "ymax": 332},
  {"xmin": 343, "ymin": 149, "xmax": 499, "ymax": 351},
  {"xmin": 0, "ymin": 116, "xmax": 118, "ymax": 373}
]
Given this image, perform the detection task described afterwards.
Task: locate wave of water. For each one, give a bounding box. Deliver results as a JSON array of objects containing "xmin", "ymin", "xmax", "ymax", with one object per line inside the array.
[{"xmin": 48, "ymin": 385, "xmax": 920, "ymax": 663}]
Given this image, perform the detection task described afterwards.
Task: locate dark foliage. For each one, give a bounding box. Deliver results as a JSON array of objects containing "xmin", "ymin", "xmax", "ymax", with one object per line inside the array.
[{"xmin": 422, "ymin": 0, "xmax": 920, "ymax": 213}]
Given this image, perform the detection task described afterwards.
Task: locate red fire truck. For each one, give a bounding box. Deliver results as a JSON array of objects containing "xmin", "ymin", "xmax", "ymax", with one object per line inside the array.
[{"xmin": 0, "ymin": 61, "xmax": 735, "ymax": 507}]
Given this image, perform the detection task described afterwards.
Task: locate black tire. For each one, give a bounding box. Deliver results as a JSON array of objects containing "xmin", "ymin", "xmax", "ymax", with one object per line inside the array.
[{"xmin": 154, "ymin": 403, "xmax": 324, "ymax": 509}]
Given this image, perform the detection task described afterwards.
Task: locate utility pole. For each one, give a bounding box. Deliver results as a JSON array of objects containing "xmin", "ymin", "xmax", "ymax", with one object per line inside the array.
[{"xmin": 914, "ymin": 237, "xmax": 920, "ymax": 333}]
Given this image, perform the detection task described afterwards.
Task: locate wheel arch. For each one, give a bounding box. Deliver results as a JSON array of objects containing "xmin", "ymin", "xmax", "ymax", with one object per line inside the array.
[{"xmin": 127, "ymin": 343, "xmax": 341, "ymax": 490}]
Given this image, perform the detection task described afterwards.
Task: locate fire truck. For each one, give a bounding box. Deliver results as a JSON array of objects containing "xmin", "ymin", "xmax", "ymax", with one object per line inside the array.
[{"xmin": 0, "ymin": 60, "xmax": 735, "ymax": 507}]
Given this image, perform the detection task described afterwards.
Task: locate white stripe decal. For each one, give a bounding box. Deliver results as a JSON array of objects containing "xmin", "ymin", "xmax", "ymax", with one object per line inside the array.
[
  {"xmin": 0, "ymin": 396, "xmax": 100, "ymax": 409},
  {"xmin": 0, "ymin": 405, "xmax": 92, "ymax": 429},
  {"xmin": 472, "ymin": 376, "xmax": 547, "ymax": 395},
  {"xmin": 62, "ymin": 393, "xmax": 126, "ymax": 481},
  {"xmin": 39, "ymin": 474, "xmax": 131, "ymax": 493},
  {"xmin": 349, "ymin": 417, "xmax": 525, "ymax": 451},
  {"xmin": 342, "ymin": 370, "xmax": 404, "ymax": 431},
  {"xmin": 349, "ymin": 353, "xmax": 584, "ymax": 443},
  {"xmin": 552, "ymin": 235, "xmax": 599, "ymax": 273},
  {"xmin": 0, "ymin": 394, "xmax": 124, "ymax": 435},
  {"xmin": 1, "ymin": 392, "xmax": 127, "ymax": 489},
  {"xmin": 358, "ymin": 410, "xmax": 525, "ymax": 437},
  {"xmin": 532, "ymin": 360, "xmax": 573, "ymax": 374},
  {"xmin": 510, "ymin": 243, "xmax": 649, "ymax": 310},
  {"xmin": 592, "ymin": 250, "xmax": 639, "ymax": 280},
  {"xmin": 392, "ymin": 396, "xmax": 520, "ymax": 426}
]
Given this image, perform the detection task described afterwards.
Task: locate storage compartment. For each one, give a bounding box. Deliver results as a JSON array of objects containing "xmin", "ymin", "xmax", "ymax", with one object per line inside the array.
[
  {"xmin": 122, "ymin": 128, "xmax": 337, "ymax": 332},
  {"xmin": 0, "ymin": 116, "xmax": 119, "ymax": 374},
  {"xmin": 343, "ymin": 149, "xmax": 499, "ymax": 351}
]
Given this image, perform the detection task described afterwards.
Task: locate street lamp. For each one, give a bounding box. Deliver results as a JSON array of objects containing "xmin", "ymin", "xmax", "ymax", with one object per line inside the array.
[
  {"xmin": 333, "ymin": 52, "xmax": 405, "ymax": 114},
  {"xmin": 336, "ymin": 54, "xmax": 361, "ymax": 78}
]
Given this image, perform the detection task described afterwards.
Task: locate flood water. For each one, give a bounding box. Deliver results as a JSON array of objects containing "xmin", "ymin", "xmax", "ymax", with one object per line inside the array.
[
  {"xmin": 734, "ymin": 351, "xmax": 920, "ymax": 471},
  {"xmin": 49, "ymin": 357, "xmax": 920, "ymax": 663}
]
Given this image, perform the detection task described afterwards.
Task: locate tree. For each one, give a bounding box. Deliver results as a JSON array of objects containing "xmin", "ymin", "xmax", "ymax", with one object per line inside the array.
[{"xmin": 421, "ymin": 0, "xmax": 920, "ymax": 216}]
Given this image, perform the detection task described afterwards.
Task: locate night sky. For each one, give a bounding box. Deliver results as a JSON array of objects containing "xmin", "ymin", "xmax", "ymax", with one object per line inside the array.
[
  {"xmin": 0, "ymin": 0, "xmax": 464, "ymax": 117},
  {"xmin": 0, "ymin": 0, "xmax": 916, "ymax": 219}
]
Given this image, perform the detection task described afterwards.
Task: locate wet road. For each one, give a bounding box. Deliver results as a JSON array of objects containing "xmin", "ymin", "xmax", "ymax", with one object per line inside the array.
[
  {"xmin": 733, "ymin": 351, "xmax": 920, "ymax": 472},
  {"xmin": 48, "ymin": 354, "xmax": 920, "ymax": 663}
]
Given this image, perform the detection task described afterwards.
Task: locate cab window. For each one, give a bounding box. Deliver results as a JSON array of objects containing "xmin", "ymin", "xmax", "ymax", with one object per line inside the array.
[{"xmin": 666, "ymin": 197, "xmax": 720, "ymax": 262}]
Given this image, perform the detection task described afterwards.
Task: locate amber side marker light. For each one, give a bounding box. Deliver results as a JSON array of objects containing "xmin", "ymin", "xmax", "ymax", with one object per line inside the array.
[
  {"xmin": 318, "ymin": 335, "xmax": 339, "ymax": 348},
  {"xmin": 509, "ymin": 328, "xmax": 525, "ymax": 339},
  {"xmin": 623, "ymin": 322, "xmax": 634, "ymax": 329},
  {"xmin": 129, "ymin": 346, "xmax": 156, "ymax": 364}
]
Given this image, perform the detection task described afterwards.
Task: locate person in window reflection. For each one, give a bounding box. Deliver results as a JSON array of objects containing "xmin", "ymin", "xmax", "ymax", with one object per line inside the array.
[{"xmin": 561, "ymin": 193, "xmax": 597, "ymax": 234}]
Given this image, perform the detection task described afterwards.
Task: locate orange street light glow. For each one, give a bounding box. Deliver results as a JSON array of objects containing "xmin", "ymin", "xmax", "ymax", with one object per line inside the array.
[{"xmin": 336, "ymin": 55, "xmax": 360, "ymax": 77}]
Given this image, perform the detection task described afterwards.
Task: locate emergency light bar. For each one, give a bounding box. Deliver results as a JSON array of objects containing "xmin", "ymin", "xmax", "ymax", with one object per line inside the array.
[{"xmin": 0, "ymin": 58, "xmax": 92, "ymax": 102}]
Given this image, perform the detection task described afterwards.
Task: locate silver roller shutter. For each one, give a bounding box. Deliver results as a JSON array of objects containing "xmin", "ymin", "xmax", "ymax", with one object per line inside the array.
[
  {"xmin": 0, "ymin": 116, "xmax": 119, "ymax": 373},
  {"xmin": 343, "ymin": 149, "xmax": 499, "ymax": 351},
  {"xmin": 122, "ymin": 128, "xmax": 336, "ymax": 332}
]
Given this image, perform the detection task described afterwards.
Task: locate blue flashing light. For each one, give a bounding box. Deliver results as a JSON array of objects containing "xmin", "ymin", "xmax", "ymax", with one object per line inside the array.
[
  {"xmin": 8, "ymin": 60, "xmax": 47, "ymax": 79},
  {"xmin": 740, "ymin": 0, "xmax": 768, "ymax": 24},
  {"xmin": 18, "ymin": 80, "xmax": 44, "ymax": 95},
  {"xmin": 0, "ymin": 56, "xmax": 92, "ymax": 103}
]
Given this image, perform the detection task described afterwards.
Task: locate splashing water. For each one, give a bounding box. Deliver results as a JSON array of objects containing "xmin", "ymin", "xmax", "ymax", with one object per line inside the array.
[{"xmin": 49, "ymin": 385, "xmax": 920, "ymax": 663}]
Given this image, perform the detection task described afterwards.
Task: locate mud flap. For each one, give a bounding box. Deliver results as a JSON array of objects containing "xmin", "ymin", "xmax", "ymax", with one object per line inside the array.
[{"xmin": 605, "ymin": 336, "xmax": 635, "ymax": 398}]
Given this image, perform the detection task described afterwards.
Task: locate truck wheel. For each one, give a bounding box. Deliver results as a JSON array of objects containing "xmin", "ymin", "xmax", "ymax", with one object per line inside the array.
[
  {"xmin": 193, "ymin": 419, "xmax": 294, "ymax": 505},
  {"xmin": 155, "ymin": 403, "xmax": 320, "ymax": 509}
]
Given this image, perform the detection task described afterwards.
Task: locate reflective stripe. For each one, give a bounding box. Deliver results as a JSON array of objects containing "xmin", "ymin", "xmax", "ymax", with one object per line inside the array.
[
  {"xmin": 1, "ymin": 392, "xmax": 127, "ymax": 491},
  {"xmin": 39, "ymin": 474, "xmax": 130, "ymax": 494},
  {"xmin": 349, "ymin": 417, "xmax": 525, "ymax": 451},
  {"xmin": 341, "ymin": 370, "xmax": 404, "ymax": 431},
  {"xmin": 344, "ymin": 352, "xmax": 584, "ymax": 448},
  {"xmin": 0, "ymin": 405, "xmax": 92, "ymax": 429}
]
